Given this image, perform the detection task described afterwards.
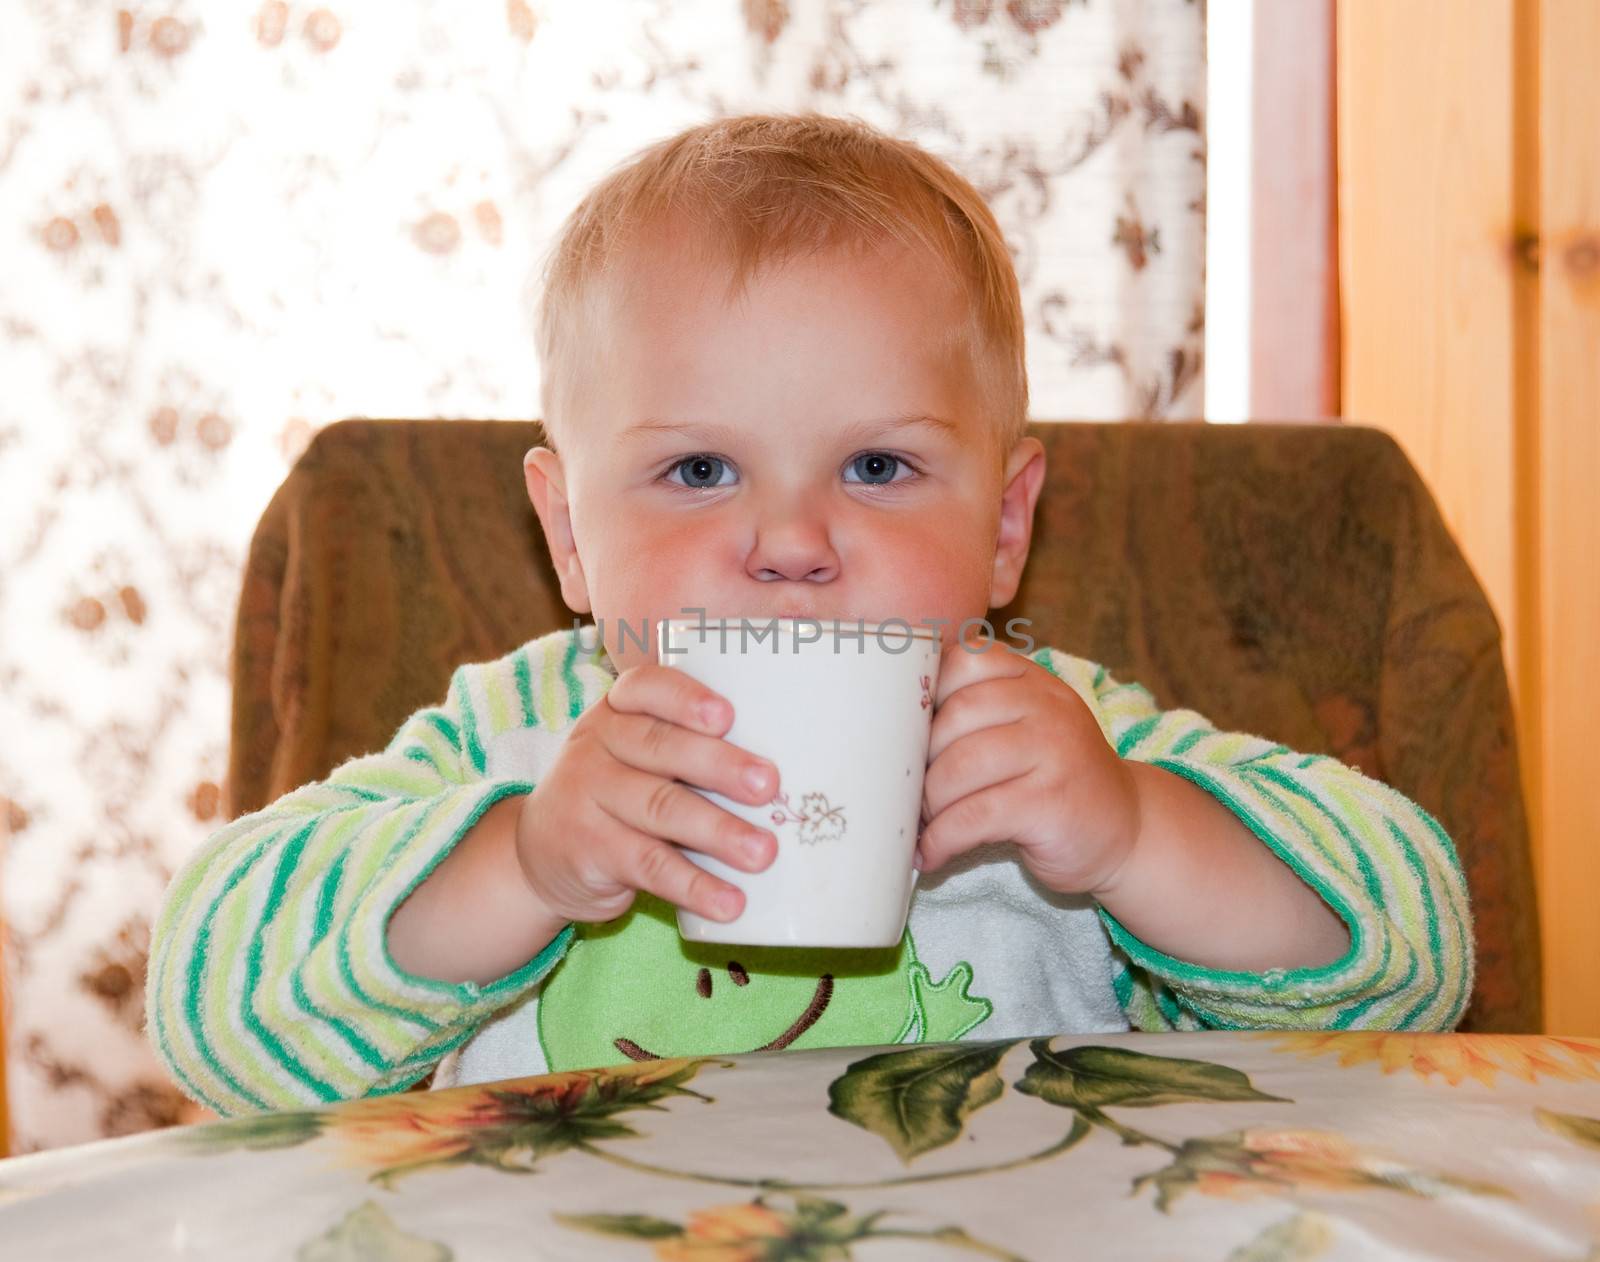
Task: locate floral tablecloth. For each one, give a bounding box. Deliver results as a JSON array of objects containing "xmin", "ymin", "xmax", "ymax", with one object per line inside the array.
[{"xmin": 3, "ymin": 1032, "xmax": 1600, "ymax": 1260}]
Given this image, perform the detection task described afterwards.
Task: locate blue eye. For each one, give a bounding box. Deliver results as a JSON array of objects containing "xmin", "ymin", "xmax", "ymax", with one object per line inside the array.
[
  {"xmin": 845, "ymin": 452, "xmax": 909, "ymax": 486},
  {"xmin": 662, "ymin": 450, "xmax": 916, "ymax": 493},
  {"xmin": 667, "ymin": 455, "xmax": 735, "ymax": 490}
]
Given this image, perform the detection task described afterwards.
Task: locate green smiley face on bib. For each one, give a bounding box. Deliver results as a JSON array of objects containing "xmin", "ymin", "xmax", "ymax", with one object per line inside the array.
[{"xmin": 536, "ymin": 893, "xmax": 992, "ymax": 1069}]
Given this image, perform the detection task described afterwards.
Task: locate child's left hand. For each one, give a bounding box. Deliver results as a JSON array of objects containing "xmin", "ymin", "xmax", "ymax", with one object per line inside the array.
[{"xmin": 917, "ymin": 633, "xmax": 1141, "ymax": 895}]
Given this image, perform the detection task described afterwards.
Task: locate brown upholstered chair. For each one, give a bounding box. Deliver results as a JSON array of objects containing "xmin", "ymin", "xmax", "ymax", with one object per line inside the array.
[{"xmin": 227, "ymin": 419, "xmax": 1542, "ymax": 1033}]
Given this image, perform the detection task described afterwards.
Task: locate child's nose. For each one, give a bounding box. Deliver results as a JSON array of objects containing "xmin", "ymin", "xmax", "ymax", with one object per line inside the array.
[
  {"xmin": 746, "ymin": 530, "xmax": 840, "ymax": 584},
  {"xmin": 743, "ymin": 488, "xmax": 843, "ymax": 584},
  {"xmin": 752, "ymin": 562, "xmax": 838, "ymax": 583}
]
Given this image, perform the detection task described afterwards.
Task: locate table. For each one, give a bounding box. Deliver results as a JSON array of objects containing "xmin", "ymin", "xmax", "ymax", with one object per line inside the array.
[{"xmin": 3, "ymin": 1031, "xmax": 1599, "ymax": 1259}]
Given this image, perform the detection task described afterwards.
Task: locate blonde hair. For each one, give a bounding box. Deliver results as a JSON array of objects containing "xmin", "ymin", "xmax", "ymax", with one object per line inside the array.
[{"xmin": 535, "ymin": 112, "xmax": 1028, "ymax": 461}]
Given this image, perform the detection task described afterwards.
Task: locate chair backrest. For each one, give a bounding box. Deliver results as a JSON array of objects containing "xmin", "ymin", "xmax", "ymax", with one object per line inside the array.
[{"xmin": 228, "ymin": 419, "xmax": 1541, "ymax": 1033}]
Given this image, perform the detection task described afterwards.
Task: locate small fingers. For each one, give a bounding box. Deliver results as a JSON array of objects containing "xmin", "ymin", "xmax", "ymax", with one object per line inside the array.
[
  {"xmin": 601, "ymin": 711, "xmax": 779, "ymax": 807},
  {"xmin": 627, "ymin": 833, "xmax": 747, "ymax": 922},
  {"xmin": 933, "ymin": 633, "xmax": 1028, "ymax": 709},
  {"xmin": 926, "ymin": 677, "xmax": 1033, "ymax": 764},
  {"xmin": 917, "ymin": 780, "xmax": 1022, "ymax": 874},
  {"xmin": 605, "ymin": 661, "xmax": 735, "ymax": 736},
  {"xmin": 607, "ymin": 764, "xmax": 777, "ymax": 875},
  {"xmin": 922, "ymin": 721, "xmax": 1031, "ymax": 825}
]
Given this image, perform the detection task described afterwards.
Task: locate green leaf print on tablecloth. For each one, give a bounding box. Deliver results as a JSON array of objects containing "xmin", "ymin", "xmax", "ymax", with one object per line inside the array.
[
  {"xmin": 178, "ymin": 1109, "xmax": 328, "ymax": 1155},
  {"xmin": 1225, "ymin": 1212, "xmax": 1335, "ymax": 1262},
  {"xmin": 1535, "ymin": 1107, "xmax": 1600, "ymax": 1261},
  {"xmin": 1015, "ymin": 1040, "xmax": 1291, "ymax": 1111},
  {"xmin": 1009, "ymin": 1039, "xmax": 1507, "ymax": 1211},
  {"xmin": 827, "ymin": 1040, "xmax": 1017, "ymax": 1161},
  {"xmin": 1537, "ymin": 1107, "xmax": 1600, "ymax": 1152},
  {"xmin": 295, "ymin": 1201, "xmax": 451, "ymax": 1262}
]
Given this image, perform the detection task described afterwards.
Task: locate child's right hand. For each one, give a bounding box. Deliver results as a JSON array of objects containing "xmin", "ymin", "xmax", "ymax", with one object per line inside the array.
[{"xmin": 512, "ymin": 664, "xmax": 780, "ymax": 926}]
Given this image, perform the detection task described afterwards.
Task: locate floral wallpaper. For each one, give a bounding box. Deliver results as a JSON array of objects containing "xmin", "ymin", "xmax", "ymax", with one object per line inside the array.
[{"xmin": 0, "ymin": 0, "xmax": 1204, "ymax": 1153}]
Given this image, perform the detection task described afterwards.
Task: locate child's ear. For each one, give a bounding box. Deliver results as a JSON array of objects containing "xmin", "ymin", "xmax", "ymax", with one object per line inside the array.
[
  {"xmin": 523, "ymin": 446, "xmax": 593, "ymax": 614},
  {"xmin": 987, "ymin": 436, "xmax": 1046, "ymax": 609}
]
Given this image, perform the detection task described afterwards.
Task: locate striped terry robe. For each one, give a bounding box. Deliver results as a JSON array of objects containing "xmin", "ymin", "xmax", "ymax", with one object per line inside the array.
[{"xmin": 146, "ymin": 627, "xmax": 1474, "ymax": 1115}]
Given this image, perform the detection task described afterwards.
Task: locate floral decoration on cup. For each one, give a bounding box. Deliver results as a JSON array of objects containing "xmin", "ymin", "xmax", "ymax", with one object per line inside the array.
[{"xmin": 768, "ymin": 790, "xmax": 846, "ymax": 845}]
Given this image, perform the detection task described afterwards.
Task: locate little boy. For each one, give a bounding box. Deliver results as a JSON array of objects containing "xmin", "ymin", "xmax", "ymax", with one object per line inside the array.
[{"xmin": 147, "ymin": 114, "xmax": 1472, "ymax": 1115}]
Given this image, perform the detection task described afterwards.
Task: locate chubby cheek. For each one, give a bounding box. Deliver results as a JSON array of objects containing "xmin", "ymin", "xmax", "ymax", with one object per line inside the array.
[
  {"xmin": 587, "ymin": 515, "xmax": 713, "ymax": 626},
  {"xmin": 854, "ymin": 519, "xmax": 993, "ymax": 624}
]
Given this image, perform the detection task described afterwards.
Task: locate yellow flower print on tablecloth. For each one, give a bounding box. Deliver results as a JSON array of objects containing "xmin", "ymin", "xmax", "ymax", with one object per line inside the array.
[
  {"xmin": 558, "ymin": 1193, "xmax": 1028, "ymax": 1261},
  {"xmin": 329, "ymin": 1058, "xmax": 715, "ymax": 1187},
  {"xmin": 655, "ymin": 1201, "xmax": 795, "ymax": 1262},
  {"xmin": 1253, "ymin": 1032, "xmax": 1600, "ymax": 1087},
  {"xmin": 1134, "ymin": 1127, "xmax": 1506, "ymax": 1211}
]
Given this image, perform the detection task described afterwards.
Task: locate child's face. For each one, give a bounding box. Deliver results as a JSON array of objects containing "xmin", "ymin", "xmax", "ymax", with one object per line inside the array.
[{"xmin": 525, "ymin": 231, "xmax": 1045, "ymax": 674}]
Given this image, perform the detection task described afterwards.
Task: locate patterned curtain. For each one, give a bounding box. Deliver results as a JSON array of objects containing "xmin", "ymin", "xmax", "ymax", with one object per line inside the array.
[{"xmin": 0, "ymin": 0, "xmax": 1204, "ymax": 1152}]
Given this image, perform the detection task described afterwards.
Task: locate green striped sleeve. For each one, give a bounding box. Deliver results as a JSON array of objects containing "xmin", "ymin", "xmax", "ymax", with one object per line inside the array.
[
  {"xmin": 1029, "ymin": 648, "xmax": 1475, "ymax": 1034},
  {"xmin": 146, "ymin": 629, "xmax": 603, "ymax": 1114}
]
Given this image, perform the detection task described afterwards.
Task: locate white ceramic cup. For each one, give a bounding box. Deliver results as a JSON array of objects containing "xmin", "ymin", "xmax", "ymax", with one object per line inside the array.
[{"xmin": 658, "ymin": 616, "xmax": 941, "ymax": 948}]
